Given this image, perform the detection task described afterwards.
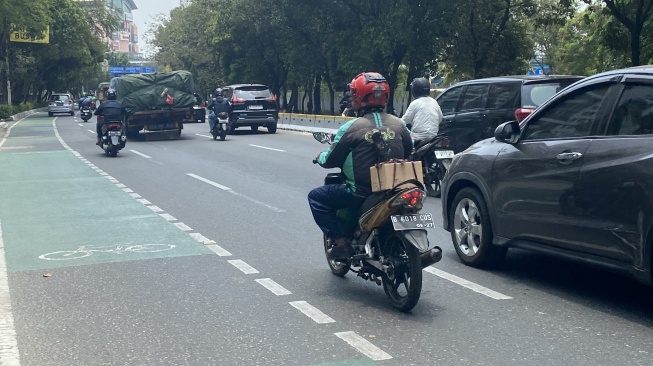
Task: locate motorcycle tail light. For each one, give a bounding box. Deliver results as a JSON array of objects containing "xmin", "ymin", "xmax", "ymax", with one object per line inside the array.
[
  {"xmin": 108, "ymin": 123, "xmax": 122, "ymax": 129},
  {"xmin": 97, "ymin": 115, "xmax": 104, "ymax": 122},
  {"xmin": 390, "ymin": 188, "xmax": 425, "ymax": 209}
]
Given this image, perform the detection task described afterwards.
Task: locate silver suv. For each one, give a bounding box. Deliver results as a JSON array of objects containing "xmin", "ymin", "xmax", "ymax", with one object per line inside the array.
[{"xmin": 48, "ymin": 93, "xmax": 75, "ymax": 116}]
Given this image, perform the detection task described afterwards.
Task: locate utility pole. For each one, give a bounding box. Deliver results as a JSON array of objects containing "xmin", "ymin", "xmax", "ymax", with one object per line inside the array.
[{"xmin": 3, "ymin": 18, "xmax": 11, "ymax": 105}]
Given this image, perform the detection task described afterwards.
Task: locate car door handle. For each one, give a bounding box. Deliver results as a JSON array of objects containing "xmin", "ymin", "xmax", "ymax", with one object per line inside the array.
[{"xmin": 557, "ymin": 152, "xmax": 583, "ymax": 162}]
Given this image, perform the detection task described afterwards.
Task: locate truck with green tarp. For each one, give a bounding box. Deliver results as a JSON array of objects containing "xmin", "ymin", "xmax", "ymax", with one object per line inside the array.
[{"xmin": 110, "ymin": 70, "xmax": 196, "ymax": 139}]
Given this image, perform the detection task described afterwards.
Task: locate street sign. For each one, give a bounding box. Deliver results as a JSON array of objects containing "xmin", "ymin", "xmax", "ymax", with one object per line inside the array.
[
  {"xmin": 10, "ymin": 25, "xmax": 49, "ymax": 43},
  {"xmin": 142, "ymin": 67, "xmax": 157, "ymax": 73}
]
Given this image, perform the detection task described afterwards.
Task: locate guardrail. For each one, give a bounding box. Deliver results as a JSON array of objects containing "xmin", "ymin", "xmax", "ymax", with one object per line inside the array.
[{"xmin": 278, "ymin": 112, "xmax": 350, "ymax": 132}]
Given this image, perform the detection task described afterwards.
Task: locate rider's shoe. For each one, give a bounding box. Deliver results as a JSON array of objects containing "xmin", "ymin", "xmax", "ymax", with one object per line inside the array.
[{"xmin": 327, "ymin": 238, "xmax": 354, "ymax": 260}]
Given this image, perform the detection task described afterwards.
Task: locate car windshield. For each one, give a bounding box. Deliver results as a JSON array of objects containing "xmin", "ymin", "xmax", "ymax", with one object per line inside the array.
[
  {"xmin": 235, "ymin": 88, "xmax": 272, "ymax": 99},
  {"xmin": 50, "ymin": 95, "xmax": 70, "ymax": 101},
  {"xmin": 521, "ymin": 82, "xmax": 577, "ymax": 108}
]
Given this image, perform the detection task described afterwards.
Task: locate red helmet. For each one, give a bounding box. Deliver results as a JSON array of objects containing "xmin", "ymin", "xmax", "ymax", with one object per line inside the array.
[{"xmin": 350, "ymin": 72, "xmax": 390, "ymax": 110}]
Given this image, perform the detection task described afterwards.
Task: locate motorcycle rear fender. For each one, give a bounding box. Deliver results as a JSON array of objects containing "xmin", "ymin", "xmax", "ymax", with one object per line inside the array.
[{"xmin": 397, "ymin": 229, "xmax": 429, "ymax": 252}]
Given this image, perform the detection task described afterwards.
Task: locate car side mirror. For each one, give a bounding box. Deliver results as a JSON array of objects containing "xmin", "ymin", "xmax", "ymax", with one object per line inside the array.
[{"xmin": 494, "ymin": 121, "xmax": 520, "ymax": 144}]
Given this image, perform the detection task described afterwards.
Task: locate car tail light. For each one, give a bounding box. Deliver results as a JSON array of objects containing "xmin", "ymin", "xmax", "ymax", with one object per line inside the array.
[
  {"xmin": 390, "ymin": 188, "xmax": 426, "ymax": 209},
  {"xmin": 231, "ymin": 95, "xmax": 246, "ymax": 103},
  {"xmin": 265, "ymin": 94, "xmax": 277, "ymax": 103},
  {"xmin": 49, "ymin": 101, "xmax": 55, "ymax": 106},
  {"xmin": 515, "ymin": 108, "xmax": 534, "ymax": 123}
]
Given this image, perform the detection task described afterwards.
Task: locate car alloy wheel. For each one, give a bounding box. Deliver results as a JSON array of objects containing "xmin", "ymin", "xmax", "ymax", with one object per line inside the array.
[
  {"xmin": 450, "ymin": 187, "xmax": 506, "ymax": 268},
  {"xmin": 453, "ymin": 198, "xmax": 482, "ymax": 256}
]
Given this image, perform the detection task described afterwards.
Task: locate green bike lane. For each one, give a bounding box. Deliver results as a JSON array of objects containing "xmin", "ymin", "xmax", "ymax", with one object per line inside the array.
[
  {"xmin": 0, "ymin": 116, "xmax": 212, "ymax": 271},
  {"xmin": 0, "ymin": 115, "xmax": 385, "ymax": 366}
]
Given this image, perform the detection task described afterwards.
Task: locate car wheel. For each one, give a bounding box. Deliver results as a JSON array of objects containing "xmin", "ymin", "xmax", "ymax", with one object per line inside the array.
[
  {"xmin": 48, "ymin": 112, "xmax": 53, "ymax": 117},
  {"xmin": 267, "ymin": 123, "xmax": 277, "ymax": 134},
  {"xmin": 70, "ymin": 111, "xmax": 74, "ymax": 116},
  {"xmin": 450, "ymin": 187, "xmax": 506, "ymax": 268}
]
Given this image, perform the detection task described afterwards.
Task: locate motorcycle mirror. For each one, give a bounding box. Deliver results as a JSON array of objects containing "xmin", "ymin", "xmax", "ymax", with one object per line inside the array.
[{"xmin": 312, "ymin": 132, "xmax": 333, "ymax": 144}]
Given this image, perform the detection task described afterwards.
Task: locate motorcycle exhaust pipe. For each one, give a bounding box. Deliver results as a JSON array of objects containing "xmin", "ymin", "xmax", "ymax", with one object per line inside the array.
[{"xmin": 421, "ymin": 246, "xmax": 442, "ymax": 268}]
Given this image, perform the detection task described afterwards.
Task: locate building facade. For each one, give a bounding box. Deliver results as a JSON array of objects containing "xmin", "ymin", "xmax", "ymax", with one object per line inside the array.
[{"xmin": 108, "ymin": 0, "xmax": 142, "ymax": 60}]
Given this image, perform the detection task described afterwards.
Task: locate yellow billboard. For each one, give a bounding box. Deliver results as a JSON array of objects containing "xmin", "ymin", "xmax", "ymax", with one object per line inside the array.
[{"xmin": 10, "ymin": 26, "xmax": 49, "ymax": 44}]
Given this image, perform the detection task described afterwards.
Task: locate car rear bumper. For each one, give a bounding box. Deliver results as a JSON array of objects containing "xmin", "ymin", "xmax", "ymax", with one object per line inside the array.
[
  {"xmin": 231, "ymin": 111, "xmax": 278, "ymax": 126},
  {"xmin": 49, "ymin": 106, "xmax": 74, "ymax": 113}
]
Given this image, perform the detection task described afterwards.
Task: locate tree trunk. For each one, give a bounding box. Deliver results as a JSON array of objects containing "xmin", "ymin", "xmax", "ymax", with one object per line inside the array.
[
  {"xmin": 631, "ymin": 27, "xmax": 641, "ymax": 66},
  {"xmin": 313, "ymin": 73, "xmax": 322, "ymax": 115},
  {"xmin": 291, "ymin": 85, "xmax": 299, "ymax": 113}
]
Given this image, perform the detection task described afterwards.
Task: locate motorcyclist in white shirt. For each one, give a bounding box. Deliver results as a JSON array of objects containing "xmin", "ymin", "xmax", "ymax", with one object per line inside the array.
[{"xmin": 402, "ymin": 77, "xmax": 443, "ymax": 147}]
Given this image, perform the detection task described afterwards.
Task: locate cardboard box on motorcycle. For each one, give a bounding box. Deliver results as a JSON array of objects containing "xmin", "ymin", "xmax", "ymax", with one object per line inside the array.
[{"xmin": 370, "ymin": 161, "xmax": 423, "ymax": 192}]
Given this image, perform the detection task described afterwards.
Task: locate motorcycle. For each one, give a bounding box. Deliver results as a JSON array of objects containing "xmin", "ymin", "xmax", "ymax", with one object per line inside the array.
[
  {"xmin": 98, "ymin": 115, "xmax": 126, "ymax": 157},
  {"xmin": 410, "ymin": 135, "xmax": 454, "ymax": 198},
  {"xmin": 80, "ymin": 107, "xmax": 92, "ymax": 122},
  {"xmin": 312, "ymin": 131, "xmax": 442, "ymax": 312},
  {"xmin": 211, "ymin": 112, "xmax": 229, "ymax": 141}
]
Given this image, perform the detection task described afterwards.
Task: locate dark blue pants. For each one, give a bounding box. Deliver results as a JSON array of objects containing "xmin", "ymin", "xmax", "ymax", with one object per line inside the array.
[{"xmin": 308, "ymin": 184, "xmax": 365, "ymax": 240}]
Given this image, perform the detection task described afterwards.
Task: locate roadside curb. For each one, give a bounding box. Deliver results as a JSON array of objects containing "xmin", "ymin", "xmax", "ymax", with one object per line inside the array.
[
  {"xmin": 278, "ymin": 124, "xmax": 338, "ymax": 134},
  {"xmin": 0, "ymin": 107, "xmax": 47, "ymax": 126}
]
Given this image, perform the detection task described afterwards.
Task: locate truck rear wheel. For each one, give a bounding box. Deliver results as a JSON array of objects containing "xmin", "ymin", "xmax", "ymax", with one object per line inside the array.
[{"xmin": 126, "ymin": 127, "xmax": 140, "ymax": 139}]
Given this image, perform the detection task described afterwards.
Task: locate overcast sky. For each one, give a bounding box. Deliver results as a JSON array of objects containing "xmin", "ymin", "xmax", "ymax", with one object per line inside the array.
[{"xmin": 132, "ymin": 0, "xmax": 181, "ymax": 55}]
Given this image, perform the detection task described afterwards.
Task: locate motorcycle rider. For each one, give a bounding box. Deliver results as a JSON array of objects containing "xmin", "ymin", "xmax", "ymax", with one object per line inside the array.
[
  {"xmin": 338, "ymin": 84, "xmax": 355, "ymax": 117},
  {"xmin": 80, "ymin": 94, "xmax": 93, "ymax": 109},
  {"xmin": 308, "ymin": 72, "xmax": 413, "ymax": 259},
  {"xmin": 402, "ymin": 77, "xmax": 442, "ymax": 147},
  {"xmin": 93, "ymin": 89, "xmax": 126, "ymax": 146},
  {"xmin": 207, "ymin": 88, "xmax": 230, "ymax": 132}
]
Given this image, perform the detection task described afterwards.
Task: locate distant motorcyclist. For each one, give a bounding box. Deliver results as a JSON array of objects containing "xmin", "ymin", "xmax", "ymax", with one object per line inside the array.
[
  {"xmin": 338, "ymin": 84, "xmax": 355, "ymax": 117},
  {"xmin": 402, "ymin": 77, "xmax": 442, "ymax": 146},
  {"xmin": 308, "ymin": 72, "xmax": 413, "ymax": 259},
  {"xmin": 80, "ymin": 94, "xmax": 93, "ymax": 108},
  {"xmin": 207, "ymin": 88, "xmax": 230, "ymax": 132},
  {"xmin": 93, "ymin": 89, "xmax": 126, "ymax": 146}
]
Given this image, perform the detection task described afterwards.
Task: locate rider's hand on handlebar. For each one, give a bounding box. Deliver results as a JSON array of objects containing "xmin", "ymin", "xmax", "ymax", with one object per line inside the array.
[{"xmin": 313, "ymin": 153, "xmax": 320, "ymax": 164}]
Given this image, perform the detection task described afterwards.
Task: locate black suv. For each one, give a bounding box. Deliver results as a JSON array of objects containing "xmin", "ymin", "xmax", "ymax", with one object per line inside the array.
[
  {"xmin": 442, "ymin": 65, "xmax": 653, "ymax": 285},
  {"xmin": 222, "ymin": 84, "xmax": 279, "ymax": 133},
  {"xmin": 436, "ymin": 75, "xmax": 585, "ymax": 153}
]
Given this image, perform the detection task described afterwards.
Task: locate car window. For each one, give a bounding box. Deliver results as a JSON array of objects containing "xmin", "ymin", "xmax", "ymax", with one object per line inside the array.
[
  {"xmin": 486, "ymin": 83, "xmax": 520, "ymax": 109},
  {"xmin": 522, "ymin": 82, "xmax": 573, "ymax": 108},
  {"xmin": 459, "ymin": 84, "xmax": 488, "ymax": 110},
  {"xmin": 235, "ymin": 88, "xmax": 272, "ymax": 99},
  {"xmin": 607, "ymin": 83, "xmax": 653, "ymax": 136},
  {"xmin": 50, "ymin": 94, "xmax": 70, "ymax": 101},
  {"xmin": 436, "ymin": 86, "xmax": 463, "ymax": 114},
  {"xmin": 522, "ymin": 84, "xmax": 611, "ymax": 140}
]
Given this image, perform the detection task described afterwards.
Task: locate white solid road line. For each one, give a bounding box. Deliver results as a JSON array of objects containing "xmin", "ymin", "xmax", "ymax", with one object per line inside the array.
[
  {"xmin": 186, "ymin": 173, "xmax": 286, "ymax": 213},
  {"xmin": 255, "ymin": 278, "xmax": 292, "ymax": 295},
  {"xmin": 0, "ymin": 220, "xmax": 21, "ymax": 365},
  {"xmin": 249, "ymin": 144, "xmax": 286, "ymax": 152},
  {"xmin": 289, "ymin": 301, "xmax": 335, "ymax": 324},
  {"xmin": 424, "ymin": 267, "xmax": 513, "ymax": 300},
  {"xmin": 130, "ymin": 149, "xmax": 152, "ymax": 159},
  {"xmin": 334, "ymin": 331, "xmax": 392, "ymax": 361},
  {"xmin": 228, "ymin": 259, "xmax": 259, "ymax": 274}
]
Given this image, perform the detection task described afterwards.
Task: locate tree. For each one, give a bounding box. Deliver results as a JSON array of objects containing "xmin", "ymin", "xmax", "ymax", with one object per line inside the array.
[{"xmin": 585, "ymin": 0, "xmax": 653, "ymax": 65}]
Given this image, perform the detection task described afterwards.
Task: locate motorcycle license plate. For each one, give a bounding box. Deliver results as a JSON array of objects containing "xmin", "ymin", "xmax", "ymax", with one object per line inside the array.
[
  {"xmin": 434, "ymin": 150, "xmax": 454, "ymax": 159},
  {"xmin": 108, "ymin": 131, "xmax": 121, "ymax": 136},
  {"xmin": 391, "ymin": 213, "xmax": 435, "ymax": 230}
]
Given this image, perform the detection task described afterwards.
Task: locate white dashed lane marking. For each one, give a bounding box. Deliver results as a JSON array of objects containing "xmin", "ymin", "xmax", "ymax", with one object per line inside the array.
[
  {"xmin": 289, "ymin": 301, "xmax": 335, "ymax": 324},
  {"xmin": 205, "ymin": 244, "xmax": 231, "ymax": 256},
  {"xmin": 255, "ymin": 278, "xmax": 291, "ymax": 295},
  {"xmin": 173, "ymin": 222, "xmax": 192, "ymax": 231},
  {"xmin": 249, "ymin": 144, "xmax": 286, "ymax": 152},
  {"xmin": 189, "ymin": 233, "xmax": 215, "ymax": 245},
  {"xmin": 228, "ymin": 260, "xmax": 259, "ymax": 274},
  {"xmin": 335, "ymin": 331, "xmax": 392, "ymax": 361},
  {"xmin": 186, "ymin": 173, "xmax": 285, "ymax": 213},
  {"xmin": 424, "ymin": 267, "xmax": 512, "ymax": 300},
  {"xmin": 130, "ymin": 150, "xmax": 151, "ymax": 159}
]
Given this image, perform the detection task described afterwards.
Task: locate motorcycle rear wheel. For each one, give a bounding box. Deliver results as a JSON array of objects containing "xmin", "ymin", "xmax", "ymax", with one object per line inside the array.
[
  {"xmin": 382, "ymin": 233, "xmax": 422, "ymax": 312},
  {"xmin": 220, "ymin": 129, "xmax": 227, "ymax": 141},
  {"xmin": 323, "ymin": 235, "xmax": 349, "ymax": 277},
  {"xmin": 107, "ymin": 145, "xmax": 118, "ymax": 157}
]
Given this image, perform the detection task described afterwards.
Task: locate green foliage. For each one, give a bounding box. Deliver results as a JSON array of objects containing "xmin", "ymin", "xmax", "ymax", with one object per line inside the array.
[{"xmin": 0, "ymin": 105, "xmax": 13, "ymax": 119}]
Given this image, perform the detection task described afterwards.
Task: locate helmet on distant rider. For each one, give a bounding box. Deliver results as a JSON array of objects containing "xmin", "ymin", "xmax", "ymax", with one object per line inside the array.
[
  {"xmin": 410, "ymin": 77, "xmax": 431, "ymax": 98},
  {"xmin": 214, "ymin": 88, "xmax": 223, "ymax": 98},
  {"xmin": 106, "ymin": 89, "xmax": 117, "ymax": 100},
  {"xmin": 349, "ymin": 72, "xmax": 390, "ymax": 111}
]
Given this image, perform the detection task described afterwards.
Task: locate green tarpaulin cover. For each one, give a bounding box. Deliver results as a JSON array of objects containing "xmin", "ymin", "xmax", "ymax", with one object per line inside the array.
[{"xmin": 110, "ymin": 71, "xmax": 196, "ymax": 114}]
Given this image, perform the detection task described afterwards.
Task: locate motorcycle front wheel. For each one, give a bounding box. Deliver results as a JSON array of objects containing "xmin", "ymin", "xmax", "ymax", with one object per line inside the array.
[
  {"xmin": 382, "ymin": 233, "xmax": 422, "ymax": 312},
  {"xmin": 323, "ymin": 235, "xmax": 349, "ymax": 277}
]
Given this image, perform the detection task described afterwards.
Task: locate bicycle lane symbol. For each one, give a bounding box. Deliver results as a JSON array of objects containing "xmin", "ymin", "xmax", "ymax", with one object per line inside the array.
[{"xmin": 39, "ymin": 244, "xmax": 177, "ymax": 261}]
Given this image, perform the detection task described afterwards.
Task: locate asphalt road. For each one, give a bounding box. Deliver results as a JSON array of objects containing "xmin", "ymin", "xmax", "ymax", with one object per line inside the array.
[{"xmin": 0, "ymin": 112, "xmax": 652, "ymax": 366}]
